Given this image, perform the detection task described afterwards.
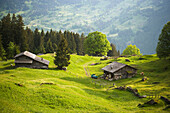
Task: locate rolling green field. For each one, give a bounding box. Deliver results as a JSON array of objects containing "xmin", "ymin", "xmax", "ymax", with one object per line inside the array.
[{"xmin": 0, "ymin": 54, "xmax": 170, "ymax": 113}]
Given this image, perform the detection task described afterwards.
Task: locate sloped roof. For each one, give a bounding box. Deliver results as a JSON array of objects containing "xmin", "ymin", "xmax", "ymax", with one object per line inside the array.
[
  {"xmin": 102, "ymin": 62, "xmax": 137, "ymax": 73},
  {"xmin": 14, "ymin": 51, "xmax": 50, "ymax": 65}
]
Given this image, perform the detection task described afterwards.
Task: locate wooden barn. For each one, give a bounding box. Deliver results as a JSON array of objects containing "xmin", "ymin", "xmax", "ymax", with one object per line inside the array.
[
  {"xmin": 14, "ymin": 51, "xmax": 50, "ymax": 69},
  {"xmin": 101, "ymin": 62, "xmax": 137, "ymax": 80}
]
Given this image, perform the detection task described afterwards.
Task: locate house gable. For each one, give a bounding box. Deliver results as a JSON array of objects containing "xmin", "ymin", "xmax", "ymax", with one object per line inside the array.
[
  {"xmin": 102, "ymin": 62, "xmax": 137, "ymax": 80},
  {"xmin": 14, "ymin": 51, "xmax": 50, "ymax": 69}
]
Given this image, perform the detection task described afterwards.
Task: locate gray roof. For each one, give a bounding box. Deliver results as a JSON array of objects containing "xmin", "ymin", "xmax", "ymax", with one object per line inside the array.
[
  {"xmin": 102, "ymin": 62, "xmax": 137, "ymax": 73},
  {"xmin": 15, "ymin": 51, "xmax": 50, "ymax": 65}
]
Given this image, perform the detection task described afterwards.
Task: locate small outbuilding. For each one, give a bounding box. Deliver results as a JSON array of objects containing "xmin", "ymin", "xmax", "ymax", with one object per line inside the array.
[
  {"xmin": 102, "ymin": 62, "xmax": 137, "ymax": 80},
  {"xmin": 14, "ymin": 51, "xmax": 50, "ymax": 69}
]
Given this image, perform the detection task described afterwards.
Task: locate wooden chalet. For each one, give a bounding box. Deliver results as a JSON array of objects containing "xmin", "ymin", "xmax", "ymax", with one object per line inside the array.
[
  {"xmin": 14, "ymin": 51, "xmax": 49, "ymax": 69},
  {"xmin": 102, "ymin": 62, "xmax": 137, "ymax": 80}
]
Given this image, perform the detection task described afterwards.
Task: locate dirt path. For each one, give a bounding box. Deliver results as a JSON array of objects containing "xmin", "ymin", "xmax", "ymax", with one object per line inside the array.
[
  {"xmin": 84, "ymin": 67, "xmax": 89, "ymax": 76},
  {"xmin": 83, "ymin": 61, "xmax": 93, "ymax": 77}
]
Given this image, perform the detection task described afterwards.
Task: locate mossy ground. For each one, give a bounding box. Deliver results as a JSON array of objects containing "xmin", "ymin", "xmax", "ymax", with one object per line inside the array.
[{"xmin": 0, "ymin": 54, "xmax": 169, "ymax": 113}]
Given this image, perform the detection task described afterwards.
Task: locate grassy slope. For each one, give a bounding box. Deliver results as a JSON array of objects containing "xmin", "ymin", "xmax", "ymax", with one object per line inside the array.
[{"xmin": 0, "ymin": 54, "xmax": 170, "ymax": 113}]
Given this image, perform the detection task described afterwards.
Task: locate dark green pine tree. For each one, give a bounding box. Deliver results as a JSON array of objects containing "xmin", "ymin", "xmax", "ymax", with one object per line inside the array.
[
  {"xmin": 33, "ymin": 28, "xmax": 41, "ymax": 53},
  {"xmin": 74, "ymin": 33, "xmax": 82, "ymax": 55},
  {"xmin": 44, "ymin": 31, "xmax": 50, "ymax": 49},
  {"xmin": 50, "ymin": 29, "xmax": 57, "ymax": 44},
  {"xmin": 0, "ymin": 35, "xmax": 6, "ymax": 60},
  {"xmin": 46, "ymin": 38, "xmax": 54, "ymax": 53},
  {"xmin": 44, "ymin": 31, "xmax": 50, "ymax": 43},
  {"xmin": 107, "ymin": 43, "xmax": 118, "ymax": 56},
  {"xmin": 39, "ymin": 29, "xmax": 46, "ymax": 53},
  {"xmin": 11, "ymin": 14, "xmax": 17, "ymax": 43},
  {"xmin": 64, "ymin": 30, "xmax": 67, "ymax": 39},
  {"xmin": 80, "ymin": 33, "xmax": 85, "ymax": 55},
  {"xmin": 57, "ymin": 30, "xmax": 63, "ymax": 45},
  {"xmin": 16, "ymin": 15, "xmax": 28, "ymax": 52},
  {"xmin": 117, "ymin": 50, "xmax": 120, "ymax": 56},
  {"xmin": 0, "ymin": 13, "xmax": 12, "ymax": 51},
  {"xmin": 25, "ymin": 27, "xmax": 34, "ymax": 52},
  {"xmin": 54, "ymin": 36, "xmax": 70, "ymax": 69},
  {"xmin": 53, "ymin": 43, "xmax": 58, "ymax": 52},
  {"xmin": 65, "ymin": 31, "xmax": 72, "ymax": 53},
  {"xmin": 70, "ymin": 32, "xmax": 76, "ymax": 53}
]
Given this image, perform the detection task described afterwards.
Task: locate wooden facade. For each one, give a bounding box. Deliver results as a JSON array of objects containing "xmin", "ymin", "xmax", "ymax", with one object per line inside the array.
[
  {"xmin": 102, "ymin": 62, "xmax": 137, "ymax": 80},
  {"xmin": 14, "ymin": 51, "xmax": 49, "ymax": 69}
]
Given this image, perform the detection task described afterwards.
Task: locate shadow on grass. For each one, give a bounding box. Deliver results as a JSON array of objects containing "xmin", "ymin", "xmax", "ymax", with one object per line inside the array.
[
  {"xmin": 60, "ymin": 76, "xmax": 105, "ymax": 89},
  {"xmin": 2, "ymin": 61, "xmax": 14, "ymax": 66},
  {"xmin": 83, "ymin": 88, "xmax": 140, "ymax": 102},
  {"xmin": 61, "ymin": 76, "xmax": 140, "ymax": 102},
  {"xmin": 48, "ymin": 67, "xmax": 59, "ymax": 71}
]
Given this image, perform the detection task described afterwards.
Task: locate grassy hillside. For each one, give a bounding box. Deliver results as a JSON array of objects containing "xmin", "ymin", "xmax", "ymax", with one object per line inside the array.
[{"xmin": 0, "ymin": 54, "xmax": 170, "ymax": 112}]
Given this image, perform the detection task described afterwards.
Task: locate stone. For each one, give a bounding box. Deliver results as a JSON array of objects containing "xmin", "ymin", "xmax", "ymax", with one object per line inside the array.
[
  {"xmin": 160, "ymin": 96, "xmax": 170, "ymax": 104},
  {"xmin": 145, "ymin": 99, "xmax": 157, "ymax": 105},
  {"xmin": 15, "ymin": 83, "xmax": 23, "ymax": 87},
  {"xmin": 141, "ymin": 77, "xmax": 147, "ymax": 81},
  {"xmin": 125, "ymin": 59, "xmax": 130, "ymax": 62}
]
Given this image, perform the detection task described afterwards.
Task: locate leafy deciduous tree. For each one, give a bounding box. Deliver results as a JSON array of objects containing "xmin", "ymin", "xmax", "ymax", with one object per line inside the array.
[
  {"xmin": 122, "ymin": 44, "xmax": 141, "ymax": 56},
  {"xmin": 156, "ymin": 21, "xmax": 170, "ymax": 59},
  {"xmin": 7, "ymin": 42, "xmax": 15, "ymax": 59},
  {"xmin": 84, "ymin": 31, "xmax": 111, "ymax": 56}
]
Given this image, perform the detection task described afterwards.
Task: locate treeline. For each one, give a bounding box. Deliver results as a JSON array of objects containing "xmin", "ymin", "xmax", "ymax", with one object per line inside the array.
[
  {"xmin": 0, "ymin": 13, "xmax": 120, "ymax": 60},
  {"xmin": 0, "ymin": 13, "xmax": 86, "ymax": 60}
]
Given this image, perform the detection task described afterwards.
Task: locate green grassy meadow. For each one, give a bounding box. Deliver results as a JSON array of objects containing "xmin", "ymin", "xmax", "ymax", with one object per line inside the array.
[{"xmin": 0, "ymin": 54, "xmax": 170, "ymax": 113}]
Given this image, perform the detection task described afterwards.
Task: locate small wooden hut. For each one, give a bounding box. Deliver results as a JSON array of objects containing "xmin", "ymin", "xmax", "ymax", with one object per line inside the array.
[
  {"xmin": 14, "ymin": 51, "xmax": 49, "ymax": 69},
  {"xmin": 102, "ymin": 62, "xmax": 137, "ymax": 80}
]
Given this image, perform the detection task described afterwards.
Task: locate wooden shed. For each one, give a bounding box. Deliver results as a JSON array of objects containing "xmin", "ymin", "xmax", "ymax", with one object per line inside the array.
[
  {"xmin": 102, "ymin": 62, "xmax": 137, "ymax": 80},
  {"xmin": 14, "ymin": 51, "xmax": 50, "ymax": 69}
]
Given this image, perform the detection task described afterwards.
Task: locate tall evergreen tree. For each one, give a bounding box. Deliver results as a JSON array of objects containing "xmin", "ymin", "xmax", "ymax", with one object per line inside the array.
[
  {"xmin": 118, "ymin": 50, "xmax": 120, "ymax": 56},
  {"xmin": 25, "ymin": 27, "xmax": 34, "ymax": 52},
  {"xmin": 41, "ymin": 29, "xmax": 45, "ymax": 37},
  {"xmin": 46, "ymin": 38, "xmax": 54, "ymax": 53},
  {"xmin": 53, "ymin": 43, "xmax": 58, "ymax": 52},
  {"xmin": 39, "ymin": 36, "xmax": 46, "ymax": 53},
  {"xmin": 65, "ymin": 31, "xmax": 71, "ymax": 53},
  {"xmin": 107, "ymin": 43, "xmax": 118, "ymax": 56},
  {"xmin": 80, "ymin": 33, "xmax": 85, "ymax": 55},
  {"xmin": 0, "ymin": 35, "xmax": 6, "ymax": 60},
  {"xmin": 16, "ymin": 15, "xmax": 27, "ymax": 52},
  {"xmin": 33, "ymin": 28, "xmax": 41, "ymax": 53},
  {"xmin": 0, "ymin": 13, "xmax": 11, "ymax": 51},
  {"xmin": 54, "ymin": 36, "xmax": 70, "ymax": 69},
  {"xmin": 39, "ymin": 29, "xmax": 46, "ymax": 53},
  {"xmin": 11, "ymin": 14, "xmax": 17, "ymax": 43},
  {"xmin": 74, "ymin": 33, "xmax": 82, "ymax": 55},
  {"xmin": 44, "ymin": 31, "xmax": 50, "ymax": 43},
  {"xmin": 70, "ymin": 32, "xmax": 76, "ymax": 53}
]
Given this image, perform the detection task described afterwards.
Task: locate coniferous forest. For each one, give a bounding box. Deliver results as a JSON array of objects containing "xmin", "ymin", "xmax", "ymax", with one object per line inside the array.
[
  {"xmin": 0, "ymin": 13, "xmax": 119, "ymax": 60},
  {"xmin": 0, "ymin": 13, "xmax": 86, "ymax": 59}
]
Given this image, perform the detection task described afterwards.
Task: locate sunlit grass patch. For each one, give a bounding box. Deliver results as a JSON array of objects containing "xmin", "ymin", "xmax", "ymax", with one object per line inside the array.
[{"xmin": 0, "ymin": 54, "xmax": 169, "ymax": 112}]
